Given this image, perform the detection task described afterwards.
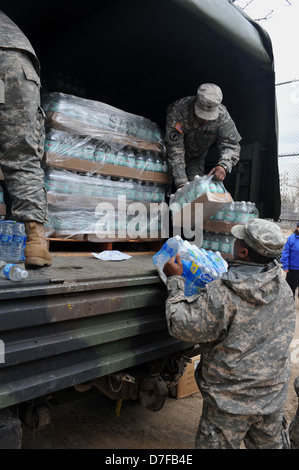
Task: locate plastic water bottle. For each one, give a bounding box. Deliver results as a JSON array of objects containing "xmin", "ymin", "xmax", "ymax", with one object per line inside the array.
[
  {"xmin": 115, "ymin": 149, "xmax": 126, "ymax": 167},
  {"xmin": 134, "ymin": 180, "xmax": 144, "ymax": 202},
  {"xmin": 202, "ymin": 232, "xmax": 211, "ymax": 250},
  {"xmin": 247, "ymin": 201, "xmax": 259, "ymax": 220},
  {"xmin": 175, "ymin": 187, "xmax": 187, "ymax": 207},
  {"xmin": 10, "ymin": 223, "xmax": 26, "ymax": 262},
  {"xmin": 105, "ymin": 146, "xmax": 115, "ymax": 164},
  {"xmin": 95, "ymin": 144, "xmax": 107, "ymax": 165},
  {"xmin": 126, "ymin": 146, "xmax": 136, "ymax": 169},
  {"xmin": 1, "ymin": 222, "xmax": 14, "ymax": 261},
  {"xmin": 136, "ymin": 151, "xmax": 145, "ymax": 172},
  {"xmin": 219, "ymin": 233, "xmax": 230, "ymax": 254},
  {"xmin": 210, "ymin": 232, "xmax": 220, "ymax": 251},
  {"xmin": 223, "ymin": 202, "xmax": 235, "ymax": 223},
  {"xmin": 154, "ymin": 153, "xmax": 162, "ymax": 173},
  {"xmin": 161, "ymin": 155, "xmax": 168, "ymax": 173},
  {"xmin": 0, "ymin": 261, "xmax": 28, "ymax": 281},
  {"xmin": 144, "ymin": 151, "xmax": 155, "ymax": 172},
  {"xmin": 152, "ymin": 236, "xmax": 184, "ymax": 281},
  {"xmin": 183, "ymin": 182, "xmax": 194, "ymax": 203},
  {"xmin": 234, "ymin": 201, "xmax": 248, "ymax": 223}
]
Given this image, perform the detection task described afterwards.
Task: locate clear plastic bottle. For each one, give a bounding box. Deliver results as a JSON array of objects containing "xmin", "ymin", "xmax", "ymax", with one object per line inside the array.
[
  {"xmin": 115, "ymin": 148, "xmax": 126, "ymax": 167},
  {"xmin": 152, "ymin": 236, "xmax": 184, "ymax": 281},
  {"xmin": 10, "ymin": 223, "xmax": 26, "ymax": 262},
  {"xmin": 210, "ymin": 232, "xmax": 220, "ymax": 251},
  {"xmin": 175, "ymin": 187, "xmax": 187, "ymax": 207},
  {"xmin": 223, "ymin": 202, "xmax": 235, "ymax": 223},
  {"xmin": 135, "ymin": 180, "xmax": 144, "ymax": 202},
  {"xmin": 154, "ymin": 153, "xmax": 162, "ymax": 173},
  {"xmin": 234, "ymin": 200, "xmax": 247, "ymax": 223},
  {"xmin": 144, "ymin": 151, "xmax": 155, "ymax": 172},
  {"xmin": 143, "ymin": 182, "xmax": 152, "ymax": 202},
  {"xmin": 0, "ymin": 261, "xmax": 28, "ymax": 281},
  {"xmin": 95, "ymin": 143, "xmax": 107, "ymax": 165},
  {"xmin": 1, "ymin": 222, "xmax": 14, "ymax": 261},
  {"xmin": 221, "ymin": 233, "xmax": 231, "ymax": 254},
  {"xmin": 250, "ymin": 202, "xmax": 259, "ymax": 219},
  {"xmin": 202, "ymin": 231, "xmax": 211, "ymax": 250},
  {"xmin": 161, "ymin": 155, "xmax": 168, "ymax": 173},
  {"xmin": 136, "ymin": 151, "xmax": 145, "ymax": 172},
  {"xmin": 126, "ymin": 146, "xmax": 136, "ymax": 169}
]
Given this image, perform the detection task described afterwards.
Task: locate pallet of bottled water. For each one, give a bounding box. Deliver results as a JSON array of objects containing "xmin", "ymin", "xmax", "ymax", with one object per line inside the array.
[
  {"xmin": 152, "ymin": 235, "xmax": 228, "ymax": 296},
  {"xmin": 0, "ymin": 220, "xmax": 26, "ymax": 263},
  {"xmin": 42, "ymin": 92, "xmax": 164, "ymax": 144},
  {"xmin": 44, "ymin": 129, "xmax": 170, "ymax": 184}
]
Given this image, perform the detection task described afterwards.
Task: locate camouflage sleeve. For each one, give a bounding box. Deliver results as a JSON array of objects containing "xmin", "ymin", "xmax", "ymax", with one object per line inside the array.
[
  {"xmin": 165, "ymin": 276, "xmax": 229, "ymax": 343},
  {"xmin": 217, "ymin": 119, "xmax": 241, "ymax": 173},
  {"xmin": 164, "ymin": 107, "xmax": 188, "ymax": 188}
]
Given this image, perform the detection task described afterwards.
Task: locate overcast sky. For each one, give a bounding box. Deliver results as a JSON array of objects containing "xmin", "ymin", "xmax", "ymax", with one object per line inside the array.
[{"xmin": 235, "ymin": 0, "xmax": 299, "ymax": 83}]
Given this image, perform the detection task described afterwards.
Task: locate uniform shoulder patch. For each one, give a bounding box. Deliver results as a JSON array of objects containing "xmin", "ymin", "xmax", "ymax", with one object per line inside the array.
[{"xmin": 169, "ymin": 130, "xmax": 180, "ymax": 141}]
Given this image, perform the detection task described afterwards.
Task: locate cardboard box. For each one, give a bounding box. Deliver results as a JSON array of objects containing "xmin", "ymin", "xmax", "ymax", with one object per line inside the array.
[
  {"xmin": 175, "ymin": 354, "xmax": 201, "ymax": 399},
  {"xmin": 172, "ymin": 190, "xmax": 233, "ymax": 229},
  {"xmin": 44, "ymin": 152, "xmax": 172, "ymax": 185}
]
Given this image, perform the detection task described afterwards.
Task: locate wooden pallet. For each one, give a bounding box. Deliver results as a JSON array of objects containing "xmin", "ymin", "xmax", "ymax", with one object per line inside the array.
[{"xmin": 47, "ymin": 236, "xmax": 165, "ymax": 257}]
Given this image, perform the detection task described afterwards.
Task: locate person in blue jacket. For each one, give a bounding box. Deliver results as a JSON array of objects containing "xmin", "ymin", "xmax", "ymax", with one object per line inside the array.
[{"xmin": 281, "ymin": 222, "xmax": 299, "ymax": 299}]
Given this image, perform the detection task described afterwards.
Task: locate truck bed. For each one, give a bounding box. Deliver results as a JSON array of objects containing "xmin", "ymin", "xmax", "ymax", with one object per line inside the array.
[{"xmin": 0, "ymin": 255, "xmax": 189, "ymax": 410}]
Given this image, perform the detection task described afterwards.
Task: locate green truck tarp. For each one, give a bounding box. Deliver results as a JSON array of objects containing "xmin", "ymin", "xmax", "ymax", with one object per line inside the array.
[{"xmin": 0, "ymin": 0, "xmax": 280, "ymax": 217}]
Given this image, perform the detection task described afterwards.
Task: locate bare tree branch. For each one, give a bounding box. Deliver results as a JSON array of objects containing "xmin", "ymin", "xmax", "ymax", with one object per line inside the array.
[{"xmin": 255, "ymin": 10, "xmax": 274, "ymax": 22}]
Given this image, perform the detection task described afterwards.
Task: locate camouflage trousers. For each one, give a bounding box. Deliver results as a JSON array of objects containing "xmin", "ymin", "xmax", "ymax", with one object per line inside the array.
[
  {"xmin": 289, "ymin": 377, "xmax": 299, "ymax": 449},
  {"xmin": 195, "ymin": 401, "xmax": 288, "ymax": 449},
  {"xmin": 0, "ymin": 48, "xmax": 48, "ymax": 223}
]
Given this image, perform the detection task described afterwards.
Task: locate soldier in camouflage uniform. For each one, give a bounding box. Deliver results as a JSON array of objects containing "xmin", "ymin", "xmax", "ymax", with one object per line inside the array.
[
  {"xmin": 165, "ymin": 83, "xmax": 241, "ymax": 189},
  {"xmin": 0, "ymin": 10, "xmax": 51, "ymax": 266},
  {"xmin": 163, "ymin": 219, "xmax": 296, "ymax": 449}
]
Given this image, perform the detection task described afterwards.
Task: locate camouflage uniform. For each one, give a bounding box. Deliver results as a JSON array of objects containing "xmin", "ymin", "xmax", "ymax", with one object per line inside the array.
[
  {"xmin": 165, "ymin": 96, "xmax": 241, "ymax": 188},
  {"xmin": 289, "ymin": 377, "xmax": 299, "ymax": 449},
  {"xmin": 0, "ymin": 10, "xmax": 47, "ymax": 223},
  {"xmin": 165, "ymin": 219, "xmax": 296, "ymax": 449}
]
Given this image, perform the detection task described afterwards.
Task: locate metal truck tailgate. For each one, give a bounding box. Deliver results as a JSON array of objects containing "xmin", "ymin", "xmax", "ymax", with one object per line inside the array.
[{"xmin": 0, "ymin": 255, "xmax": 189, "ymax": 409}]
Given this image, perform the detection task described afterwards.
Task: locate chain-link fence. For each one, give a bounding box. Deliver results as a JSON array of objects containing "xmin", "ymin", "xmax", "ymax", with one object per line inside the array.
[{"xmin": 276, "ymin": 80, "xmax": 299, "ymax": 230}]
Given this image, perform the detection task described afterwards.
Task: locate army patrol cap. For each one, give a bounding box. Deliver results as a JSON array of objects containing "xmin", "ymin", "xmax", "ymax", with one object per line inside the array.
[
  {"xmin": 195, "ymin": 83, "xmax": 223, "ymax": 120},
  {"xmin": 231, "ymin": 218, "xmax": 286, "ymax": 258}
]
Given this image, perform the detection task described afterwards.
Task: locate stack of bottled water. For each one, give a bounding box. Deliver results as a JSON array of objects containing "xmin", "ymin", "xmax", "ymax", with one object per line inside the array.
[
  {"xmin": 44, "ymin": 169, "xmax": 166, "ymax": 204},
  {"xmin": 169, "ymin": 175, "xmax": 227, "ymax": 211},
  {"xmin": 210, "ymin": 200, "xmax": 259, "ymax": 223},
  {"xmin": 0, "ymin": 220, "xmax": 26, "ymax": 263},
  {"xmin": 152, "ymin": 235, "xmax": 228, "ymax": 296},
  {"xmin": 42, "ymin": 92, "xmax": 164, "ymax": 144},
  {"xmin": 44, "ymin": 130, "xmax": 169, "ymax": 175},
  {"xmin": 202, "ymin": 231, "xmax": 235, "ymax": 255}
]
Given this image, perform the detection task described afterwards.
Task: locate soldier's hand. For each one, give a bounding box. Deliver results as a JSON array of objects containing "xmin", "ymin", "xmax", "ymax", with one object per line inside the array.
[
  {"xmin": 163, "ymin": 254, "xmax": 184, "ymax": 278},
  {"xmin": 208, "ymin": 165, "xmax": 226, "ymax": 181}
]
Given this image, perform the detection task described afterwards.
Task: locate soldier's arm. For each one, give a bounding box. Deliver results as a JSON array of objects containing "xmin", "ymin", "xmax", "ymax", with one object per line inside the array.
[
  {"xmin": 216, "ymin": 119, "xmax": 241, "ymax": 173},
  {"xmin": 164, "ymin": 109, "xmax": 188, "ymax": 188},
  {"xmin": 165, "ymin": 276, "xmax": 228, "ymax": 344}
]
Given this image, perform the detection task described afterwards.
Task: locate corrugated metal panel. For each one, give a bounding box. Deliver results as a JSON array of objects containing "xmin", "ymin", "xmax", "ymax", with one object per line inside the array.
[{"xmin": 0, "ymin": 256, "xmax": 191, "ymax": 410}]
